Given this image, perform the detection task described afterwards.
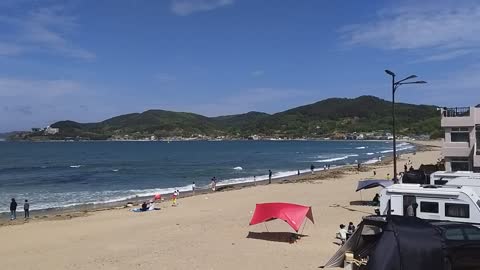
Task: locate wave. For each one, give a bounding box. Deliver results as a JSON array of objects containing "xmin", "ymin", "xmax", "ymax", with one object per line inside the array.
[
  {"xmin": 233, "ymin": 166, "xmax": 243, "ymax": 170},
  {"xmin": 362, "ymin": 158, "xmax": 380, "ymax": 165},
  {"xmin": 355, "ymin": 146, "xmax": 367, "ymax": 149},
  {"xmin": 366, "ymin": 152, "xmax": 374, "ymax": 155},
  {"xmin": 0, "ymin": 184, "xmax": 196, "ymax": 213},
  {"xmin": 69, "ymin": 165, "xmax": 82, "ymax": 168},
  {"xmin": 317, "ymin": 154, "xmax": 359, "ymax": 163}
]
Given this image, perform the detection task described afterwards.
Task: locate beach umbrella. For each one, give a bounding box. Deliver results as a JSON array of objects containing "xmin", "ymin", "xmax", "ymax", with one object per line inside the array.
[
  {"xmin": 356, "ymin": 179, "xmax": 393, "ymax": 192},
  {"xmin": 249, "ymin": 202, "xmax": 314, "ymax": 232}
]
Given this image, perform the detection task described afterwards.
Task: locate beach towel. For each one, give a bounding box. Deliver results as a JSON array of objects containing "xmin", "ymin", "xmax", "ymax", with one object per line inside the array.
[{"xmin": 131, "ymin": 208, "xmax": 160, "ymax": 212}]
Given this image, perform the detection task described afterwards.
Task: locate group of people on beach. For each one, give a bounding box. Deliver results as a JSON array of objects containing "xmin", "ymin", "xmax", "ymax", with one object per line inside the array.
[
  {"xmin": 336, "ymin": 221, "xmax": 356, "ymax": 245},
  {"xmin": 404, "ymin": 157, "xmax": 415, "ymax": 172},
  {"xmin": 9, "ymin": 198, "xmax": 29, "ymax": 220}
]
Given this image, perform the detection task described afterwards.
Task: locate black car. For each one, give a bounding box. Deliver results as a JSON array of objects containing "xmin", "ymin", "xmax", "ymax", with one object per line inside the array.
[{"xmin": 434, "ymin": 222, "xmax": 480, "ymax": 270}]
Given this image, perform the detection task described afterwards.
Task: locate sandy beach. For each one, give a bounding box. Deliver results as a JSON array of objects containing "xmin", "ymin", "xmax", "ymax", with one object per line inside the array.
[{"xmin": 0, "ymin": 141, "xmax": 441, "ymax": 270}]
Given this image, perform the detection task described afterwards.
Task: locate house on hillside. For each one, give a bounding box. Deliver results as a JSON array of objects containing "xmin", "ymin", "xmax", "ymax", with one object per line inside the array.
[
  {"xmin": 441, "ymin": 106, "xmax": 480, "ymax": 172},
  {"xmin": 44, "ymin": 126, "xmax": 59, "ymax": 135}
]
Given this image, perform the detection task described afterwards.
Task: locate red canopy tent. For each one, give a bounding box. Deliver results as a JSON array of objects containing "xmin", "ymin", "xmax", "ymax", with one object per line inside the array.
[{"xmin": 249, "ymin": 203, "xmax": 314, "ymax": 232}]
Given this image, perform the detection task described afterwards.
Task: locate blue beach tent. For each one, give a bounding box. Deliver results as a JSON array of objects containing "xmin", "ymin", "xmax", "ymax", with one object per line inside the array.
[{"xmin": 356, "ymin": 179, "xmax": 393, "ymax": 192}]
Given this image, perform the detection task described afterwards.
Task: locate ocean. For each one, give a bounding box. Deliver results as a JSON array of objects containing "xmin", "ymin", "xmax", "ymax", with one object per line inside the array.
[{"xmin": 0, "ymin": 140, "xmax": 414, "ymax": 213}]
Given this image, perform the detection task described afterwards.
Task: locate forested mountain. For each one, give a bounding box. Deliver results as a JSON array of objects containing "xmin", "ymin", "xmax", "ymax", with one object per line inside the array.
[{"xmin": 42, "ymin": 95, "xmax": 441, "ymax": 140}]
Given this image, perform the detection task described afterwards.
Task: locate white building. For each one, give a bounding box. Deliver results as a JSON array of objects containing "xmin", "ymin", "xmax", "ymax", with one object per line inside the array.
[
  {"xmin": 44, "ymin": 126, "xmax": 60, "ymax": 135},
  {"xmin": 441, "ymin": 106, "xmax": 480, "ymax": 172}
]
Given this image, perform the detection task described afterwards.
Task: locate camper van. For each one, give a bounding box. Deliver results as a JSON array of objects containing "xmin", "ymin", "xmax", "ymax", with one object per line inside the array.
[
  {"xmin": 430, "ymin": 171, "xmax": 480, "ymax": 185},
  {"xmin": 380, "ymin": 184, "xmax": 480, "ymax": 223}
]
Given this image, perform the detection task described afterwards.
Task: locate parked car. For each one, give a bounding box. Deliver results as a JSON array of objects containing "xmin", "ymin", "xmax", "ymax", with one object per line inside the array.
[{"xmin": 434, "ymin": 222, "xmax": 480, "ymax": 270}]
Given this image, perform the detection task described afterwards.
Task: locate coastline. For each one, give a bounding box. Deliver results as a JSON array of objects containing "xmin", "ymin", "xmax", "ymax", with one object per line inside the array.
[
  {"xmin": 0, "ymin": 140, "xmax": 436, "ymax": 226},
  {"xmin": 0, "ymin": 140, "xmax": 442, "ymax": 270}
]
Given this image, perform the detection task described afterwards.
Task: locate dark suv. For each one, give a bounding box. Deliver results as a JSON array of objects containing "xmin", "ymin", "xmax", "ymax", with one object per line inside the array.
[{"xmin": 435, "ymin": 222, "xmax": 480, "ymax": 270}]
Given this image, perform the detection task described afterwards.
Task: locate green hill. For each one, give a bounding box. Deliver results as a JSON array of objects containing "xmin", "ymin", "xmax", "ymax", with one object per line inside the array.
[{"xmin": 45, "ymin": 95, "xmax": 441, "ymax": 140}]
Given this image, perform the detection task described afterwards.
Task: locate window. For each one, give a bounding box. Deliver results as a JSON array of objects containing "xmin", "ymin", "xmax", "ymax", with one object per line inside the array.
[
  {"xmin": 451, "ymin": 133, "xmax": 470, "ymax": 142},
  {"xmin": 445, "ymin": 203, "xmax": 470, "ymax": 218},
  {"xmin": 445, "ymin": 228, "xmax": 465, "ymax": 240},
  {"xmin": 451, "ymin": 127, "xmax": 470, "ymax": 143},
  {"xmin": 464, "ymin": 227, "xmax": 480, "ymax": 240},
  {"xmin": 451, "ymin": 160, "xmax": 470, "ymax": 171},
  {"xmin": 420, "ymin": 201, "xmax": 439, "ymax": 213}
]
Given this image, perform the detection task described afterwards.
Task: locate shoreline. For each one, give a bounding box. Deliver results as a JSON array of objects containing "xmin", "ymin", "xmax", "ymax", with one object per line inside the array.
[
  {"xmin": 0, "ymin": 141, "xmax": 442, "ymax": 270},
  {"xmin": 0, "ymin": 140, "xmax": 435, "ymax": 226}
]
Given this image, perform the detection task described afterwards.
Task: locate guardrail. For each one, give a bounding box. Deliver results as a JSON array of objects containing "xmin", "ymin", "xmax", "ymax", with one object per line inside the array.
[{"xmin": 442, "ymin": 107, "xmax": 471, "ymax": 117}]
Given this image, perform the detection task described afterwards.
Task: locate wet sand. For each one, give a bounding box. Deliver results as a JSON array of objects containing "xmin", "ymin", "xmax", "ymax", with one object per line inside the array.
[{"xmin": 0, "ymin": 140, "xmax": 441, "ymax": 270}]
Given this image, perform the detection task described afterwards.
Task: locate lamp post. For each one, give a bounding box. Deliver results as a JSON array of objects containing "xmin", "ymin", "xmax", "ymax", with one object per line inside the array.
[{"xmin": 385, "ymin": 70, "xmax": 426, "ymax": 183}]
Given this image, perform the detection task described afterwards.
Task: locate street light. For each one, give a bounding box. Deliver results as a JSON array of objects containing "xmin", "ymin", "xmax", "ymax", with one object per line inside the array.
[{"xmin": 385, "ymin": 70, "xmax": 427, "ymax": 183}]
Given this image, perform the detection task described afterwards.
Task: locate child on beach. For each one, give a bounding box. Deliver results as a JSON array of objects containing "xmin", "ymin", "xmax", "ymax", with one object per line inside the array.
[
  {"xmin": 172, "ymin": 190, "xmax": 178, "ymax": 206},
  {"xmin": 211, "ymin": 177, "xmax": 216, "ymax": 191},
  {"xmin": 336, "ymin": 224, "xmax": 347, "ymax": 245},
  {"xmin": 141, "ymin": 202, "xmax": 148, "ymax": 211},
  {"xmin": 192, "ymin": 182, "xmax": 196, "ymax": 195}
]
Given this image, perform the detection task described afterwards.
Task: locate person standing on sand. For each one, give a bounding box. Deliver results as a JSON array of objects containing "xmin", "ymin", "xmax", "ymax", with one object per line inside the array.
[
  {"xmin": 310, "ymin": 164, "xmax": 315, "ymax": 174},
  {"xmin": 254, "ymin": 176, "xmax": 256, "ymax": 186},
  {"xmin": 192, "ymin": 182, "xmax": 196, "ymax": 195},
  {"xmin": 297, "ymin": 170, "xmax": 300, "ymax": 176},
  {"xmin": 172, "ymin": 190, "xmax": 178, "ymax": 206},
  {"xmin": 268, "ymin": 170, "xmax": 272, "ymax": 184},
  {"xmin": 211, "ymin": 177, "xmax": 216, "ymax": 191},
  {"xmin": 10, "ymin": 198, "xmax": 17, "ymax": 220},
  {"xmin": 24, "ymin": 199, "xmax": 30, "ymax": 219},
  {"xmin": 387, "ymin": 173, "xmax": 390, "ymax": 180}
]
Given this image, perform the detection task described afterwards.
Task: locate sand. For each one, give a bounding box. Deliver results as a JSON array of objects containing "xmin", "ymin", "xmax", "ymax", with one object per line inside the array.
[{"xmin": 0, "ymin": 141, "xmax": 441, "ymax": 270}]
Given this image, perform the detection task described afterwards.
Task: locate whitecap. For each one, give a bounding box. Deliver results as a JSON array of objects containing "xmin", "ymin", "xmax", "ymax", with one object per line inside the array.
[
  {"xmin": 317, "ymin": 154, "xmax": 359, "ymax": 163},
  {"xmin": 233, "ymin": 166, "xmax": 243, "ymax": 170}
]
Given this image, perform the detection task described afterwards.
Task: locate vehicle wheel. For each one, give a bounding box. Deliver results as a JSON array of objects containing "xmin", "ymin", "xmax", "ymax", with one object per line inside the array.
[{"xmin": 444, "ymin": 257, "xmax": 452, "ymax": 270}]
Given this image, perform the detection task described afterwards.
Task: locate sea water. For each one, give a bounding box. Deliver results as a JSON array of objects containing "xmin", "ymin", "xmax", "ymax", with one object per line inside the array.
[{"xmin": 0, "ymin": 140, "xmax": 414, "ymax": 212}]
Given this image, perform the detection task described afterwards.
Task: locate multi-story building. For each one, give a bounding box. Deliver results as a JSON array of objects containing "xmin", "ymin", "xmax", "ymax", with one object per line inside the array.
[{"xmin": 441, "ymin": 106, "xmax": 480, "ymax": 172}]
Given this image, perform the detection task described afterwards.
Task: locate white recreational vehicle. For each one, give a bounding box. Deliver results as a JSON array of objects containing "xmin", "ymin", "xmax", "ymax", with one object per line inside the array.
[
  {"xmin": 430, "ymin": 171, "xmax": 480, "ymax": 185},
  {"xmin": 380, "ymin": 184, "xmax": 480, "ymax": 223}
]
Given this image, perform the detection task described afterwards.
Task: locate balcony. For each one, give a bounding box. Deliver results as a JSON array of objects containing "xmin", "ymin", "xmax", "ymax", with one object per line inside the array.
[
  {"xmin": 442, "ymin": 141, "xmax": 473, "ymax": 158},
  {"xmin": 441, "ymin": 107, "xmax": 475, "ymax": 127},
  {"xmin": 443, "ymin": 107, "xmax": 470, "ymax": 117}
]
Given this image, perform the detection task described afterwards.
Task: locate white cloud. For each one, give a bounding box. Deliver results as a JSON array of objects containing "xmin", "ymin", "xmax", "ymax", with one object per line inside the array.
[
  {"xmin": 154, "ymin": 73, "xmax": 177, "ymax": 83},
  {"xmin": 0, "ymin": 77, "xmax": 81, "ymax": 97},
  {"xmin": 341, "ymin": 3, "xmax": 480, "ymax": 61},
  {"xmin": 0, "ymin": 6, "xmax": 95, "ymax": 60},
  {"xmin": 171, "ymin": 0, "xmax": 234, "ymax": 16},
  {"xmin": 0, "ymin": 42, "xmax": 24, "ymax": 56},
  {"xmin": 417, "ymin": 49, "xmax": 474, "ymax": 62},
  {"xmin": 251, "ymin": 70, "xmax": 265, "ymax": 77}
]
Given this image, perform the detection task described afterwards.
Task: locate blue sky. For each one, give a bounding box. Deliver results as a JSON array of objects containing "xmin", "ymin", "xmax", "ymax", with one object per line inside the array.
[{"xmin": 1, "ymin": 0, "xmax": 479, "ymax": 132}]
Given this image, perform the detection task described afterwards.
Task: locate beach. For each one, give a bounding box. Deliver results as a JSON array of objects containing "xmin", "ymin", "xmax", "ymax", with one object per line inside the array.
[{"xmin": 0, "ymin": 141, "xmax": 441, "ymax": 270}]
